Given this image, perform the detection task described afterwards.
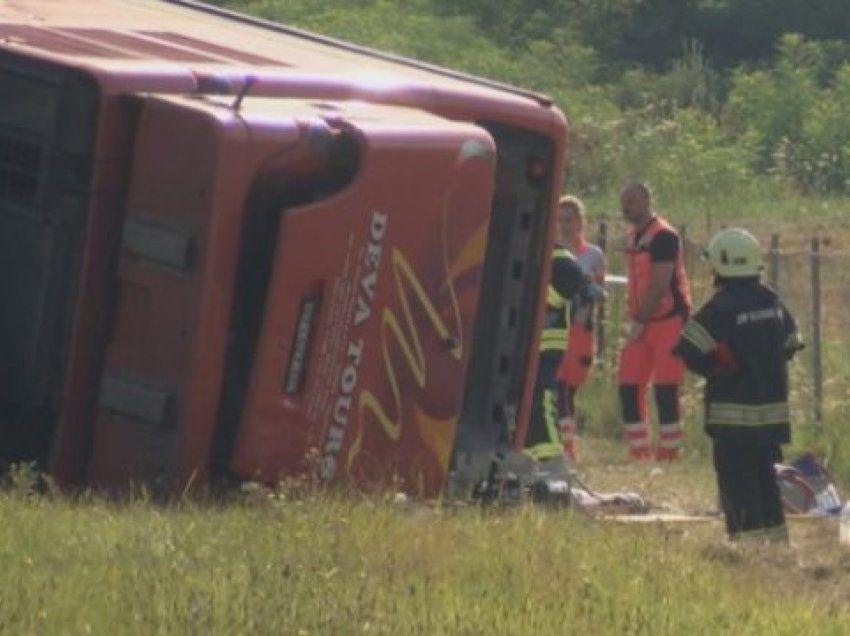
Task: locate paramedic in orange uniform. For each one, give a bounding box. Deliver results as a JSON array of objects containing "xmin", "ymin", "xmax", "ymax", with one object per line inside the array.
[
  {"xmin": 618, "ymin": 182, "xmax": 693, "ymax": 461},
  {"xmin": 554, "ymin": 195, "xmax": 605, "ymax": 459}
]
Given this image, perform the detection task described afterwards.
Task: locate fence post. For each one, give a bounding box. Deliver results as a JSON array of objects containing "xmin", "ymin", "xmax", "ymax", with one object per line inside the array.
[
  {"xmin": 768, "ymin": 234, "xmax": 780, "ymax": 292},
  {"xmin": 810, "ymin": 237, "xmax": 823, "ymax": 424},
  {"xmin": 596, "ymin": 220, "xmax": 608, "ymax": 358}
]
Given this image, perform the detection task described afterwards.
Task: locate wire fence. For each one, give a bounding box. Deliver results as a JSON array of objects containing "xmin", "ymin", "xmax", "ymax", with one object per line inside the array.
[{"xmin": 590, "ymin": 220, "xmax": 850, "ymax": 428}]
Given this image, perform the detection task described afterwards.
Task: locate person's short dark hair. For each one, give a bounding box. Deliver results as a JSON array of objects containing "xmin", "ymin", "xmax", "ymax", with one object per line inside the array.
[{"xmin": 622, "ymin": 181, "xmax": 652, "ymax": 202}]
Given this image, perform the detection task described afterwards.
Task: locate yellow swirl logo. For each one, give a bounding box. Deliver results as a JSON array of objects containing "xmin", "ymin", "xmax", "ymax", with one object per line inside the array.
[{"xmin": 346, "ymin": 200, "xmax": 488, "ymax": 475}]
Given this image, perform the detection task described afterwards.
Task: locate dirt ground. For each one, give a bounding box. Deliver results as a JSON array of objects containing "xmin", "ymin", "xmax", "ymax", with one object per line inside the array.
[{"xmin": 574, "ymin": 436, "xmax": 850, "ymax": 613}]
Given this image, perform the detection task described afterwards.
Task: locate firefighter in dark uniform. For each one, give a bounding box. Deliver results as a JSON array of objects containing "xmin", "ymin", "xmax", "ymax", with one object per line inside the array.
[
  {"xmin": 674, "ymin": 228, "xmax": 804, "ymax": 542},
  {"xmin": 524, "ymin": 243, "xmax": 600, "ymax": 471}
]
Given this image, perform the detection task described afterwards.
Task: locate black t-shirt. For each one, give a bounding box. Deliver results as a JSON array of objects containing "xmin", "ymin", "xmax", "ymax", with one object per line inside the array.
[
  {"xmin": 648, "ymin": 229, "xmax": 679, "ymax": 262},
  {"xmin": 633, "ymin": 220, "xmax": 688, "ymax": 318},
  {"xmin": 633, "ymin": 220, "xmax": 679, "ymax": 263}
]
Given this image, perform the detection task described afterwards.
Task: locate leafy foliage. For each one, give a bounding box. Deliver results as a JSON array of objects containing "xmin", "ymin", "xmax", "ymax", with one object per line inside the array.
[
  {"xmin": 728, "ymin": 35, "xmax": 850, "ymax": 193},
  {"xmin": 212, "ymin": 0, "xmax": 850, "ymax": 199}
]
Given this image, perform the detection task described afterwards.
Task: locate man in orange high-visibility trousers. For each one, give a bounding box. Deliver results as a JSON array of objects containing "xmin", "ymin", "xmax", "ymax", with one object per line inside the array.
[
  {"xmin": 618, "ymin": 182, "xmax": 693, "ymax": 461},
  {"xmin": 555, "ymin": 195, "xmax": 605, "ymax": 459}
]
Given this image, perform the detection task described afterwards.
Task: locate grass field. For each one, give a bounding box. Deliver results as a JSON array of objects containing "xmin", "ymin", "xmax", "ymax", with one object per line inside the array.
[{"xmin": 1, "ymin": 461, "xmax": 849, "ymax": 635}]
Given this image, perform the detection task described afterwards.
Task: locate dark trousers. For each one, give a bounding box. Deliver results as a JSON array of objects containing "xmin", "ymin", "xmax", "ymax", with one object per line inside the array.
[
  {"xmin": 524, "ymin": 353, "xmax": 561, "ymax": 459},
  {"xmin": 712, "ymin": 438, "xmax": 786, "ymax": 539}
]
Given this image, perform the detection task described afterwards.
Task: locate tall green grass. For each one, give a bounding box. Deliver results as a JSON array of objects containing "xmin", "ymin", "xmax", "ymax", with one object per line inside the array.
[{"xmin": 0, "ymin": 491, "xmax": 847, "ymax": 634}]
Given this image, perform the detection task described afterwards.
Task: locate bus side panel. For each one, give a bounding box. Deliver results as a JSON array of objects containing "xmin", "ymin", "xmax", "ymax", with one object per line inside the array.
[{"xmin": 230, "ymin": 124, "xmax": 495, "ymax": 496}]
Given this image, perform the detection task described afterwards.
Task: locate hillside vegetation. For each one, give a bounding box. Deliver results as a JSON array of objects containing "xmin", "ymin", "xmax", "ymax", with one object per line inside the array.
[{"xmin": 213, "ymin": 0, "xmax": 850, "ymax": 214}]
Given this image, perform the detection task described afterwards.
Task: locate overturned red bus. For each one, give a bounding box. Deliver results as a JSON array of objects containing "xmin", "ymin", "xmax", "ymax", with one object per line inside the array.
[{"xmin": 0, "ymin": 0, "xmax": 568, "ymax": 496}]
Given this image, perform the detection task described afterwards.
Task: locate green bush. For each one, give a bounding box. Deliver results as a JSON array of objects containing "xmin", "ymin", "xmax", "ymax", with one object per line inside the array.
[
  {"xmin": 212, "ymin": 1, "xmax": 850, "ymax": 200},
  {"xmin": 726, "ymin": 34, "xmax": 850, "ymax": 193}
]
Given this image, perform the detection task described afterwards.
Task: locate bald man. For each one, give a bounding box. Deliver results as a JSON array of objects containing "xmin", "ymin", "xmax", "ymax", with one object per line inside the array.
[{"xmin": 618, "ymin": 183, "xmax": 693, "ymax": 461}]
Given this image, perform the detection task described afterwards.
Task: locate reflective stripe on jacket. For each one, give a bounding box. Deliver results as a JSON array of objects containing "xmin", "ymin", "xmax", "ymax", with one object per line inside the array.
[
  {"xmin": 674, "ymin": 278, "xmax": 801, "ymax": 444},
  {"xmin": 540, "ymin": 247, "xmax": 573, "ymax": 353}
]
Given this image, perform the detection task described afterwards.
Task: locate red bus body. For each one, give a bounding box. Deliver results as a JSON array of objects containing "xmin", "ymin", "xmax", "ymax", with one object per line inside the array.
[{"xmin": 0, "ymin": 0, "xmax": 568, "ymax": 496}]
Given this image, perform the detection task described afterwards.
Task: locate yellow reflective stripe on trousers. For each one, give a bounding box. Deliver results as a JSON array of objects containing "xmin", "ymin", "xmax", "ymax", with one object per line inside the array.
[
  {"xmin": 525, "ymin": 443, "xmax": 563, "ymax": 461},
  {"xmin": 543, "ymin": 386, "xmax": 559, "ymax": 449},
  {"xmin": 525, "ymin": 386, "xmax": 562, "ymax": 461},
  {"xmin": 707, "ymin": 402, "xmax": 790, "ymax": 427}
]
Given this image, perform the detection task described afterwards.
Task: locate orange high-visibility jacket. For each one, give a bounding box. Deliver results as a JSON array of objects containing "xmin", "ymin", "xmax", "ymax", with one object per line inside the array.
[{"xmin": 626, "ymin": 217, "xmax": 692, "ymax": 321}]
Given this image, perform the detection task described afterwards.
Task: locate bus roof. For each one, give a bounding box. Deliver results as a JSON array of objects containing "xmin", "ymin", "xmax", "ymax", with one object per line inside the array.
[{"xmin": 0, "ymin": 0, "xmax": 554, "ymax": 108}]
